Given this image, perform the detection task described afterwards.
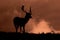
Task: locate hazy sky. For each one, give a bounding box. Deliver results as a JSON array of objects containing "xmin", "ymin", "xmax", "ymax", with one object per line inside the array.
[{"xmin": 0, "ymin": 0, "xmax": 60, "ymax": 33}]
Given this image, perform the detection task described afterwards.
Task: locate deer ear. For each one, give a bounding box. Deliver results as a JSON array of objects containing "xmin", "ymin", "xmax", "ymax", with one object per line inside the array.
[{"xmin": 21, "ymin": 5, "xmax": 24, "ymax": 11}]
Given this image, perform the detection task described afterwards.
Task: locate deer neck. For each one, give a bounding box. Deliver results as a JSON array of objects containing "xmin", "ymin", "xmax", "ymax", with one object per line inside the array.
[
  {"xmin": 25, "ymin": 17, "xmax": 29, "ymax": 20},
  {"xmin": 25, "ymin": 16, "xmax": 30, "ymax": 22}
]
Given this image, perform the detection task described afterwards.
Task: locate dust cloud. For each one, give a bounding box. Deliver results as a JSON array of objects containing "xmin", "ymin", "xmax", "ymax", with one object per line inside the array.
[
  {"xmin": 29, "ymin": 19, "xmax": 52, "ymax": 34},
  {"xmin": 29, "ymin": 19, "xmax": 60, "ymax": 34}
]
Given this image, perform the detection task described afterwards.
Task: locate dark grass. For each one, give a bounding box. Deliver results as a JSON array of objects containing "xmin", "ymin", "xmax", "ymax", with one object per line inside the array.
[{"xmin": 0, "ymin": 32, "xmax": 60, "ymax": 40}]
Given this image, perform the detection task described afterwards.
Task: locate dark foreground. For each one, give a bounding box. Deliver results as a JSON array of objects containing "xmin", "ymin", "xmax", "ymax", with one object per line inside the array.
[{"xmin": 0, "ymin": 32, "xmax": 60, "ymax": 40}]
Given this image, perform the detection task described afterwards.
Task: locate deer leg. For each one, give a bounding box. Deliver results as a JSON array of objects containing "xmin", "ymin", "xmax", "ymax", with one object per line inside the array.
[
  {"xmin": 23, "ymin": 26, "xmax": 25, "ymax": 33},
  {"xmin": 16, "ymin": 25, "xmax": 19, "ymax": 33},
  {"xmin": 16, "ymin": 27, "xmax": 18, "ymax": 33},
  {"xmin": 20, "ymin": 27, "xmax": 22, "ymax": 33},
  {"xmin": 14, "ymin": 25, "xmax": 17, "ymax": 33}
]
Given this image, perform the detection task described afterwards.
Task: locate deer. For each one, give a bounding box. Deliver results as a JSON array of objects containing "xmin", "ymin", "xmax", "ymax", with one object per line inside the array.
[{"xmin": 13, "ymin": 5, "xmax": 32, "ymax": 33}]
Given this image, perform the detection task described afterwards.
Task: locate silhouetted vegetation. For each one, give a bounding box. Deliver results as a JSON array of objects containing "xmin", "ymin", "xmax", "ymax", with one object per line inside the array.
[{"xmin": 0, "ymin": 32, "xmax": 60, "ymax": 40}]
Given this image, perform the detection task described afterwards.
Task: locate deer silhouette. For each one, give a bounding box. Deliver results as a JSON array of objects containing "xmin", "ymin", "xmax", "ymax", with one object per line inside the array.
[{"xmin": 13, "ymin": 5, "xmax": 32, "ymax": 33}]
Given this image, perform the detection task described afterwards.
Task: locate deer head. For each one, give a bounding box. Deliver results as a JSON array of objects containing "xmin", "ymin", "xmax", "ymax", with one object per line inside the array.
[
  {"xmin": 21, "ymin": 5, "xmax": 32, "ymax": 19},
  {"xmin": 25, "ymin": 6, "xmax": 32, "ymax": 18}
]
